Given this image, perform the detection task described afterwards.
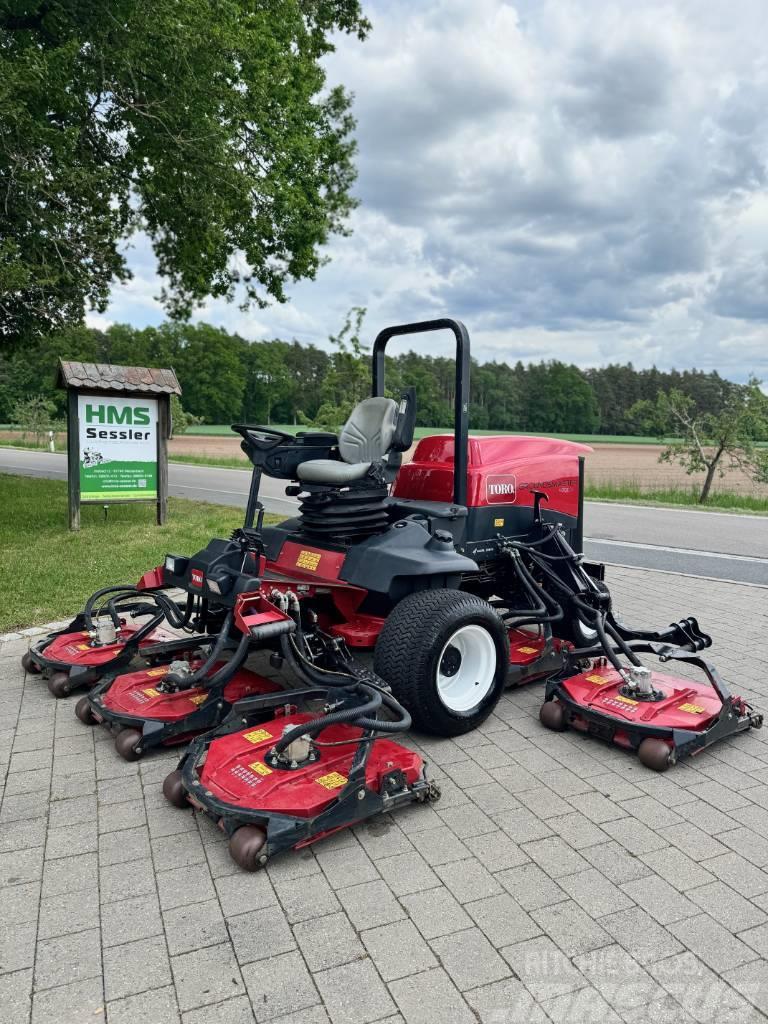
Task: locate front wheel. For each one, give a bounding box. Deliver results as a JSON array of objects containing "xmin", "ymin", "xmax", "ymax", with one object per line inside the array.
[{"xmin": 374, "ymin": 589, "xmax": 509, "ymax": 737}]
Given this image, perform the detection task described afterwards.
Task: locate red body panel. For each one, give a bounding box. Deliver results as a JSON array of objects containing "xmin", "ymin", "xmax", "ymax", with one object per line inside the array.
[
  {"xmin": 393, "ymin": 435, "xmax": 591, "ymax": 516},
  {"xmin": 200, "ymin": 713, "xmax": 423, "ymax": 817},
  {"xmin": 101, "ymin": 661, "xmax": 280, "ymax": 722},
  {"xmin": 136, "ymin": 566, "xmax": 165, "ymax": 590},
  {"xmin": 331, "ymin": 615, "xmax": 386, "ymax": 648},
  {"xmin": 560, "ymin": 664, "xmax": 722, "ymax": 746},
  {"xmin": 43, "ymin": 625, "xmax": 180, "ymax": 667}
]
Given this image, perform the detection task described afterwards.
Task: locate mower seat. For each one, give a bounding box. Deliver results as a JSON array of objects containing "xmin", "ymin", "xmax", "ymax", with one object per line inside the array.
[{"xmin": 296, "ymin": 397, "xmax": 398, "ymax": 485}]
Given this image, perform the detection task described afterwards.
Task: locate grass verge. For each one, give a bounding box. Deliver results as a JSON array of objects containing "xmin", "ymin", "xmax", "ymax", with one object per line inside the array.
[
  {"xmin": 585, "ymin": 481, "xmax": 768, "ymax": 514},
  {"xmin": 0, "ymin": 473, "xmax": 281, "ymax": 632}
]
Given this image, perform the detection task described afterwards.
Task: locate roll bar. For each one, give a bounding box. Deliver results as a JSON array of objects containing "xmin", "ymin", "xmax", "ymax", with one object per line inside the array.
[{"xmin": 371, "ymin": 319, "xmax": 470, "ymax": 507}]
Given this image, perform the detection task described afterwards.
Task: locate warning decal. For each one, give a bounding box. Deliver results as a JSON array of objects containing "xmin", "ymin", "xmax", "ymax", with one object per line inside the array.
[
  {"xmin": 188, "ymin": 694, "xmax": 207, "ymax": 706},
  {"xmin": 296, "ymin": 550, "xmax": 322, "ymax": 572},
  {"xmin": 517, "ymin": 646, "xmax": 539, "ymax": 655},
  {"xmin": 316, "ymin": 771, "xmax": 348, "ymax": 790},
  {"xmin": 248, "ymin": 762, "xmax": 272, "ymax": 776},
  {"xmin": 586, "ymin": 673, "xmax": 609, "ymax": 684},
  {"xmin": 678, "ymin": 703, "xmax": 705, "ymax": 714},
  {"xmin": 143, "ymin": 687, "xmax": 161, "ymax": 698},
  {"xmin": 244, "ymin": 729, "xmax": 272, "ymax": 744}
]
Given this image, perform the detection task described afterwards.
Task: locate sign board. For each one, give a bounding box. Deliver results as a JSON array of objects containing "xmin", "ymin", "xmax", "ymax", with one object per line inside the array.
[{"xmin": 77, "ymin": 395, "xmax": 159, "ymax": 501}]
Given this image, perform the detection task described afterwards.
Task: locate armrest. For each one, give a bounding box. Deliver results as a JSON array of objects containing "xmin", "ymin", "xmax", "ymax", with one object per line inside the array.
[{"xmin": 297, "ymin": 432, "xmax": 338, "ymax": 446}]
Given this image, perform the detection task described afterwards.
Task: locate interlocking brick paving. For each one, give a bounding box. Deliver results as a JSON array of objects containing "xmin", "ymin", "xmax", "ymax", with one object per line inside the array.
[{"xmin": 2, "ymin": 566, "xmax": 767, "ymax": 1023}]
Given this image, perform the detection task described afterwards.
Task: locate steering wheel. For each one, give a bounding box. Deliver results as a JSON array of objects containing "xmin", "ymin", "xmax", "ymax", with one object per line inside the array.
[{"xmin": 231, "ymin": 424, "xmax": 295, "ymax": 452}]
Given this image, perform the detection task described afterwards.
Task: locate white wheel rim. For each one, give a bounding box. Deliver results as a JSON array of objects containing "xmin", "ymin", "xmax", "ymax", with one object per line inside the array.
[{"xmin": 436, "ymin": 624, "xmax": 497, "ymax": 713}]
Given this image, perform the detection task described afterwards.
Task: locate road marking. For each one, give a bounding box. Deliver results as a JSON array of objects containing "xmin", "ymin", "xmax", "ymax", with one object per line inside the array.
[{"xmin": 585, "ymin": 537, "xmax": 767, "ymax": 565}]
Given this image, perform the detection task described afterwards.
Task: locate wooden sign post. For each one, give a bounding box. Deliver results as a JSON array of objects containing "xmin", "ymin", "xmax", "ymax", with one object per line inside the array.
[{"xmin": 57, "ymin": 362, "xmax": 181, "ymax": 531}]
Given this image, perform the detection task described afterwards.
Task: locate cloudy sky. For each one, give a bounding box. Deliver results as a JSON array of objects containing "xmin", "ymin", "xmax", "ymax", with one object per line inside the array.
[{"xmin": 95, "ymin": 0, "xmax": 768, "ymax": 380}]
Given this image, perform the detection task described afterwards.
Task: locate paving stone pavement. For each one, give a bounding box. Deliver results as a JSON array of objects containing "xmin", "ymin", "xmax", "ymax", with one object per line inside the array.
[{"xmin": 1, "ymin": 566, "xmax": 768, "ymax": 1024}]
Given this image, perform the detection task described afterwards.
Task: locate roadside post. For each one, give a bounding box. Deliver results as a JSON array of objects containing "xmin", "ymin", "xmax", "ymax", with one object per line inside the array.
[{"xmin": 57, "ymin": 361, "xmax": 181, "ymax": 530}]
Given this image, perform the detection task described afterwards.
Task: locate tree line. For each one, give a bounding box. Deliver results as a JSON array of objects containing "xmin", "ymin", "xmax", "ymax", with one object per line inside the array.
[{"xmin": 0, "ymin": 319, "xmax": 756, "ymax": 437}]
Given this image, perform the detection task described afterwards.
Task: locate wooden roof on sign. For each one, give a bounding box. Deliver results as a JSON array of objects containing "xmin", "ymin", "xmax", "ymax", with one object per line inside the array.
[{"xmin": 57, "ymin": 360, "xmax": 181, "ymax": 396}]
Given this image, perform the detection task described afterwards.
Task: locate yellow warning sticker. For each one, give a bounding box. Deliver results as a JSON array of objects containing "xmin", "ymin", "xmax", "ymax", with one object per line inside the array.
[
  {"xmin": 296, "ymin": 550, "xmax": 322, "ymax": 571},
  {"xmin": 586, "ymin": 673, "xmax": 609, "ymax": 684},
  {"xmin": 248, "ymin": 761, "xmax": 272, "ymax": 776},
  {"xmin": 188, "ymin": 694, "xmax": 207, "ymax": 706},
  {"xmin": 494, "ymin": 518, "xmax": 504, "ymax": 528},
  {"xmin": 77, "ymin": 643, "xmax": 91, "ymax": 651},
  {"xmin": 678, "ymin": 702, "xmax": 705, "ymax": 714},
  {"xmin": 244, "ymin": 729, "xmax": 273, "ymax": 744},
  {"xmin": 615, "ymin": 694, "xmax": 638, "ymax": 705},
  {"xmin": 315, "ymin": 771, "xmax": 348, "ymax": 790},
  {"xmin": 143, "ymin": 687, "xmax": 161, "ymax": 698},
  {"xmin": 517, "ymin": 646, "xmax": 539, "ymax": 655},
  {"xmin": 146, "ymin": 667, "xmax": 168, "ymax": 677}
]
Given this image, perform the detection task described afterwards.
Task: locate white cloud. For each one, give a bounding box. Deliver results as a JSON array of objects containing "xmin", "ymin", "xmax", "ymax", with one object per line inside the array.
[{"xmin": 100, "ymin": 0, "xmax": 768, "ymax": 380}]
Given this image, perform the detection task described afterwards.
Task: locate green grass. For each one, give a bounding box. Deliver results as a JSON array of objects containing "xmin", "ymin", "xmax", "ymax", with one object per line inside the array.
[
  {"xmin": 585, "ymin": 481, "xmax": 768, "ymax": 514},
  {"xmin": 0, "ymin": 473, "xmax": 281, "ymax": 632}
]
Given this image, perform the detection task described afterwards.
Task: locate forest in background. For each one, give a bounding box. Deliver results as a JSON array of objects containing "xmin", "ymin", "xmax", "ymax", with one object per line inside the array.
[{"xmin": 0, "ymin": 320, "xmax": 747, "ymax": 436}]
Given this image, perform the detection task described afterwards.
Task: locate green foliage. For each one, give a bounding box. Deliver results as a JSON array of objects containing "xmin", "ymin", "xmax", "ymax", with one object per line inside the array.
[
  {"xmin": 300, "ymin": 306, "xmax": 368, "ymax": 431},
  {"xmin": 11, "ymin": 393, "xmax": 59, "ymax": 443},
  {"xmin": 169, "ymin": 395, "xmax": 202, "ymax": 436},
  {"xmin": 0, "ymin": 0, "xmax": 369, "ymax": 344},
  {"xmin": 630, "ymin": 379, "xmax": 768, "ymax": 503}
]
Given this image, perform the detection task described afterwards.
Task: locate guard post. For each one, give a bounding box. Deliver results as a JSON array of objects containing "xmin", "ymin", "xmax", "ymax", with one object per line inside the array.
[{"xmin": 57, "ymin": 361, "xmax": 181, "ymax": 531}]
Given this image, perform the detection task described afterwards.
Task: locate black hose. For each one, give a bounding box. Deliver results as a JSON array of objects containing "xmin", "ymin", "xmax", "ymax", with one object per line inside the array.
[
  {"xmin": 164, "ymin": 610, "xmax": 235, "ymax": 689},
  {"xmin": 272, "ymin": 685, "xmax": 384, "ymax": 754},
  {"xmin": 84, "ymin": 585, "xmax": 138, "ymax": 630},
  {"xmin": 505, "ymin": 557, "xmax": 565, "ymax": 626},
  {"xmin": 604, "ymin": 618, "xmax": 643, "ymax": 667},
  {"xmin": 194, "ymin": 630, "xmax": 251, "ymax": 691}
]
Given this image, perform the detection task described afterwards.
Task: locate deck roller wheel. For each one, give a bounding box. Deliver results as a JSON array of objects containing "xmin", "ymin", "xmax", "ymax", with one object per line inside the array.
[
  {"xmin": 75, "ymin": 697, "xmax": 97, "ymax": 725},
  {"xmin": 114, "ymin": 728, "xmax": 144, "ymax": 761},
  {"xmin": 21, "ymin": 651, "xmax": 41, "ymax": 674},
  {"xmin": 638, "ymin": 738, "xmax": 675, "ymax": 772},
  {"xmin": 47, "ymin": 672, "xmax": 72, "ymax": 698},
  {"xmin": 539, "ymin": 699, "xmax": 567, "ymax": 732},
  {"xmin": 162, "ymin": 770, "xmax": 188, "ymax": 809},
  {"xmin": 229, "ymin": 826, "xmax": 268, "ymax": 871}
]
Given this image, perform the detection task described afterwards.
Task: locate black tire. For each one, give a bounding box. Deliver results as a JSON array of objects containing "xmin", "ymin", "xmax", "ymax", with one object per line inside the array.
[
  {"xmin": 374, "ymin": 589, "xmax": 509, "ymax": 737},
  {"xmin": 539, "ymin": 699, "xmax": 567, "ymax": 731},
  {"xmin": 75, "ymin": 697, "xmax": 97, "ymax": 725},
  {"xmin": 21, "ymin": 650, "xmax": 41, "ymax": 674}
]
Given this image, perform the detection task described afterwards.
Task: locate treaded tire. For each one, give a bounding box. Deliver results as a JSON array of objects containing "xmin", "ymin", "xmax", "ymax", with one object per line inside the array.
[{"xmin": 374, "ymin": 589, "xmax": 509, "ymax": 737}]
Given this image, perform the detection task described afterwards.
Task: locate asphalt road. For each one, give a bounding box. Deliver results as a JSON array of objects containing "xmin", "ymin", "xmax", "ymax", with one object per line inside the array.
[{"xmin": 2, "ymin": 447, "xmax": 766, "ymax": 585}]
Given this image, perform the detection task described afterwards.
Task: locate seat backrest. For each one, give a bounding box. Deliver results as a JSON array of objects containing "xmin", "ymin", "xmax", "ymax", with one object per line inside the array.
[{"xmin": 338, "ymin": 397, "xmax": 398, "ymax": 465}]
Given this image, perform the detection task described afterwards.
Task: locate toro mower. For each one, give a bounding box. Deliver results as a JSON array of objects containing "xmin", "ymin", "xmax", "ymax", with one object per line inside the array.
[
  {"xmin": 73, "ymin": 530, "xmax": 295, "ymax": 760},
  {"xmin": 163, "ymin": 623, "xmax": 438, "ymax": 871},
  {"xmin": 214, "ymin": 317, "xmax": 743, "ymax": 758}
]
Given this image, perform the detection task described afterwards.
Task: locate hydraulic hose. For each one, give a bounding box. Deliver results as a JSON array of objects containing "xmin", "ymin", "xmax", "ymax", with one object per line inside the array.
[
  {"xmin": 194, "ymin": 630, "xmax": 251, "ymax": 691},
  {"xmin": 163, "ymin": 610, "xmax": 235, "ymax": 689},
  {"xmin": 84, "ymin": 585, "xmax": 138, "ymax": 630},
  {"xmin": 502, "ymin": 553, "xmax": 564, "ymax": 629},
  {"xmin": 272, "ymin": 684, "xmax": 384, "ymax": 754}
]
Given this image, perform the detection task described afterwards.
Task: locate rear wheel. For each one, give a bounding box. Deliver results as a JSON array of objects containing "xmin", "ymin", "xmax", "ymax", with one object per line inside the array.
[
  {"xmin": 162, "ymin": 770, "xmax": 188, "ymax": 808},
  {"xmin": 47, "ymin": 672, "xmax": 72, "ymax": 698},
  {"xmin": 21, "ymin": 650, "xmax": 41, "ymax": 674},
  {"xmin": 75, "ymin": 697, "xmax": 97, "ymax": 725},
  {"xmin": 638, "ymin": 737, "xmax": 675, "ymax": 772},
  {"xmin": 229, "ymin": 826, "xmax": 268, "ymax": 871},
  {"xmin": 374, "ymin": 589, "xmax": 509, "ymax": 737},
  {"xmin": 114, "ymin": 728, "xmax": 144, "ymax": 761},
  {"xmin": 539, "ymin": 699, "xmax": 567, "ymax": 731}
]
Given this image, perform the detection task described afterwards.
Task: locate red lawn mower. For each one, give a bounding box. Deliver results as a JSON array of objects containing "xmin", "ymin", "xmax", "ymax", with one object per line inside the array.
[{"xmin": 156, "ymin": 317, "xmax": 763, "ymax": 873}]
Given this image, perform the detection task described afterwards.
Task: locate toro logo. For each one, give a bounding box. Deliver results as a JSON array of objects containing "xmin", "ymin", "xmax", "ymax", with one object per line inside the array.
[
  {"xmin": 190, "ymin": 568, "xmax": 204, "ymax": 588},
  {"xmin": 486, "ymin": 475, "xmax": 517, "ymax": 504}
]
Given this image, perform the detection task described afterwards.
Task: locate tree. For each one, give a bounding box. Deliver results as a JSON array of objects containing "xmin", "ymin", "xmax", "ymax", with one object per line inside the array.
[
  {"xmin": 630, "ymin": 380, "xmax": 768, "ymax": 503},
  {"xmin": 11, "ymin": 393, "xmax": 59, "ymax": 444},
  {"xmin": 0, "ymin": 1, "xmax": 369, "ymax": 345},
  {"xmin": 169, "ymin": 395, "xmax": 202, "ymax": 436}
]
